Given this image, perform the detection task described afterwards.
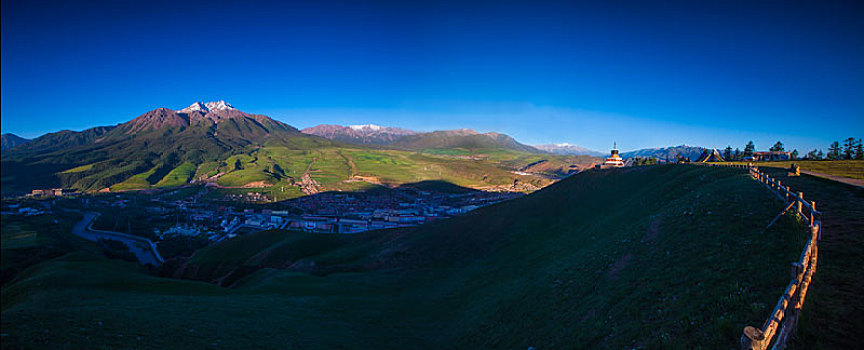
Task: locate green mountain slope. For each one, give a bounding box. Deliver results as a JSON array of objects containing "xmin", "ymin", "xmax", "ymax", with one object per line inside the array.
[
  {"xmin": 1, "ymin": 165, "xmax": 820, "ymax": 349},
  {"xmin": 1, "ymin": 103, "xmax": 317, "ymax": 193},
  {"xmin": 1, "ymin": 103, "xmax": 597, "ymax": 196}
]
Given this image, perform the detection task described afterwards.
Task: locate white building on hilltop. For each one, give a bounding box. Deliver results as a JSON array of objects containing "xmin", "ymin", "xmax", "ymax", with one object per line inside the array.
[{"xmin": 596, "ymin": 142, "xmax": 625, "ymax": 169}]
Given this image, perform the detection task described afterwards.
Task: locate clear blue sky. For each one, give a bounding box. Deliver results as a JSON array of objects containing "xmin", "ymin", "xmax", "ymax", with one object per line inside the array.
[{"xmin": 2, "ymin": 0, "xmax": 862, "ymax": 152}]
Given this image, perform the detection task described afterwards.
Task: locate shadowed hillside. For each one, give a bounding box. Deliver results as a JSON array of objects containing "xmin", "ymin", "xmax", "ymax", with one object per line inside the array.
[{"xmin": 2, "ymin": 165, "xmax": 815, "ymax": 349}]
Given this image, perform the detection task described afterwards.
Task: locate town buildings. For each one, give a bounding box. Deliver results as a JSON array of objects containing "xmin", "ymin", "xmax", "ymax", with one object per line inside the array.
[{"xmin": 745, "ymin": 151, "xmax": 792, "ymax": 162}]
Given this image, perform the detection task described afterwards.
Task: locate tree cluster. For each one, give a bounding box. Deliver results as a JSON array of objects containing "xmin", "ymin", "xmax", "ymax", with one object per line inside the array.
[
  {"xmin": 718, "ymin": 138, "xmax": 864, "ymax": 161},
  {"xmin": 804, "ymin": 138, "xmax": 863, "ymax": 160},
  {"xmin": 632, "ymin": 157, "xmax": 659, "ymax": 166}
]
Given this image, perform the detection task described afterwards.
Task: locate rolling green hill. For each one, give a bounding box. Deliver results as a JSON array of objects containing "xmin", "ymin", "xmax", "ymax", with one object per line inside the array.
[{"xmin": 2, "ymin": 165, "xmax": 826, "ymax": 349}]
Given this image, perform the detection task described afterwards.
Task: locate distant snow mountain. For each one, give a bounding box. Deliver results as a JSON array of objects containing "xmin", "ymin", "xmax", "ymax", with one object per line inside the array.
[
  {"xmin": 303, "ymin": 124, "xmax": 544, "ymax": 153},
  {"xmin": 301, "ymin": 124, "xmax": 418, "ymax": 145},
  {"xmin": 391, "ymin": 129, "xmax": 541, "ymax": 153},
  {"xmin": 348, "ymin": 124, "xmax": 384, "ymax": 132},
  {"xmin": 1, "ymin": 133, "xmax": 31, "ymax": 151},
  {"xmin": 620, "ymin": 145, "xmax": 706, "ymax": 161},
  {"xmin": 535, "ymin": 143, "xmax": 604, "ymax": 156}
]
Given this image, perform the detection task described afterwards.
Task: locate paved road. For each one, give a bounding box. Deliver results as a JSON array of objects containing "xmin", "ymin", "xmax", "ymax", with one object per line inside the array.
[
  {"xmin": 71, "ymin": 212, "xmax": 164, "ymax": 266},
  {"xmin": 801, "ymin": 170, "xmax": 864, "ymax": 188}
]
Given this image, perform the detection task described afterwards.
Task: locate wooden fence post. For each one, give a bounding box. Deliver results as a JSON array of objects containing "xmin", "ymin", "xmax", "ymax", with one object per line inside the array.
[
  {"xmin": 791, "ymin": 262, "xmax": 804, "ymax": 281},
  {"xmin": 810, "ymin": 201, "xmax": 816, "ymax": 225},
  {"xmin": 741, "ymin": 326, "xmax": 764, "ymax": 350},
  {"xmin": 816, "ymin": 219, "xmax": 821, "ymax": 241},
  {"xmin": 797, "ymin": 192, "xmax": 804, "ymax": 217}
]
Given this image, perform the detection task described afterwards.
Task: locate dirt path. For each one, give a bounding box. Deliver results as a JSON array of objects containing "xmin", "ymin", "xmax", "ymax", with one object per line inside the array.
[
  {"xmin": 300, "ymin": 158, "xmax": 321, "ymax": 195},
  {"xmin": 800, "ymin": 170, "xmax": 864, "ymax": 188},
  {"xmin": 347, "ymin": 155, "xmax": 358, "ymax": 178},
  {"xmin": 758, "ymin": 168, "xmax": 864, "ymax": 349}
]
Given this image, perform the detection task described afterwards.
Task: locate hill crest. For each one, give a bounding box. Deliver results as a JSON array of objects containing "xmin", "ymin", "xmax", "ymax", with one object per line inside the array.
[{"xmin": 1, "ymin": 133, "xmax": 31, "ymax": 151}]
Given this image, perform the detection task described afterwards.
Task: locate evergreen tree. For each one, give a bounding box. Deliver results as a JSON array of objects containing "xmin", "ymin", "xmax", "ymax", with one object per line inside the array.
[
  {"xmin": 790, "ymin": 149, "xmax": 798, "ymax": 160},
  {"xmin": 743, "ymin": 141, "xmax": 755, "ymax": 157},
  {"xmin": 856, "ymin": 139, "xmax": 863, "ymax": 160},
  {"xmin": 733, "ymin": 148, "xmax": 741, "ymax": 160},
  {"xmin": 770, "ymin": 141, "xmax": 785, "ymax": 152},
  {"xmin": 817, "ymin": 150, "xmax": 824, "ymax": 160},
  {"xmin": 843, "ymin": 137, "xmax": 856, "ymax": 159},
  {"xmin": 723, "ymin": 146, "xmax": 732, "ymax": 160},
  {"xmin": 828, "ymin": 141, "xmax": 841, "ymax": 160}
]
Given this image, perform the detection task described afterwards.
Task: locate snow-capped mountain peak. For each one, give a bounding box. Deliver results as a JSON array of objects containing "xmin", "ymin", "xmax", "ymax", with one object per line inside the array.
[
  {"xmin": 205, "ymin": 100, "xmax": 234, "ymax": 111},
  {"xmin": 348, "ymin": 124, "xmax": 382, "ymax": 131},
  {"xmin": 178, "ymin": 100, "xmax": 235, "ymax": 113}
]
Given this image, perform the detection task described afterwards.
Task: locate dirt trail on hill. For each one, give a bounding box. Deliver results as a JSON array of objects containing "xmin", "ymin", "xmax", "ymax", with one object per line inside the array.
[
  {"xmin": 800, "ymin": 170, "xmax": 864, "ymax": 188},
  {"xmin": 761, "ymin": 168, "xmax": 864, "ymax": 349},
  {"xmin": 300, "ymin": 158, "xmax": 321, "ymax": 194}
]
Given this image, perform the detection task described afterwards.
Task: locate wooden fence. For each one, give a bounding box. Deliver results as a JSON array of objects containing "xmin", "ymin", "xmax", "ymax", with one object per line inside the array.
[{"xmin": 695, "ymin": 163, "xmax": 821, "ymax": 350}]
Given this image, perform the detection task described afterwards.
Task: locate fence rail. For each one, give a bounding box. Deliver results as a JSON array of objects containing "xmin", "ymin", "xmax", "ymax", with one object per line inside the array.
[{"xmin": 695, "ymin": 163, "xmax": 821, "ymax": 350}]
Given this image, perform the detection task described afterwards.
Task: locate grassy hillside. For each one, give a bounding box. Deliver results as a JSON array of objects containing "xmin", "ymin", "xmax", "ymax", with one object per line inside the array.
[
  {"xmin": 208, "ymin": 146, "xmax": 597, "ymax": 194},
  {"xmin": 1, "ymin": 165, "xmax": 822, "ymax": 349}
]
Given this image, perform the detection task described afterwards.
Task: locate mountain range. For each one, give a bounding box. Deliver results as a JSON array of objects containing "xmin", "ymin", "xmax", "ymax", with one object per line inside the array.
[
  {"xmin": 534, "ymin": 143, "xmax": 605, "ymax": 156},
  {"xmin": 301, "ymin": 124, "xmax": 417, "ymax": 145},
  {"xmin": 303, "ymin": 124, "xmax": 541, "ymax": 153},
  {"xmin": 620, "ymin": 144, "xmax": 706, "ymax": 161},
  {"xmin": 302, "ymin": 125, "xmax": 703, "ymax": 160},
  {"xmin": 1, "ymin": 101, "xmax": 599, "ymax": 195}
]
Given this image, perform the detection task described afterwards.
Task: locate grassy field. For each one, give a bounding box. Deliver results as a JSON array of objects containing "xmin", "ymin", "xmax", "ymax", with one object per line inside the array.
[
  {"xmin": 1, "ymin": 208, "xmax": 98, "ymax": 287},
  {"xmin": 37, "ymin": 144, "xmax": 599, "ymax": 195},
  {"xmin": 155, "ymin": 162, "xmax": 196, "ymax": 188},
  {"xmin": 59, "ymin": 162, "xmax": 98, "ymax": 174},
  {"xmin": 720, "ymin": 160, "xmax": 864, "ymax": 180},
  {"xmin": 2, "ymin": 165, "xmax": 829, "ymax": 349}
]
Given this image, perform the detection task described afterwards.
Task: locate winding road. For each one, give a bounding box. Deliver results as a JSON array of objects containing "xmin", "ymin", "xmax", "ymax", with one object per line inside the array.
[{"xmin": 71, "ymin": 212, "xmax": 164, "ymax": 266}]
